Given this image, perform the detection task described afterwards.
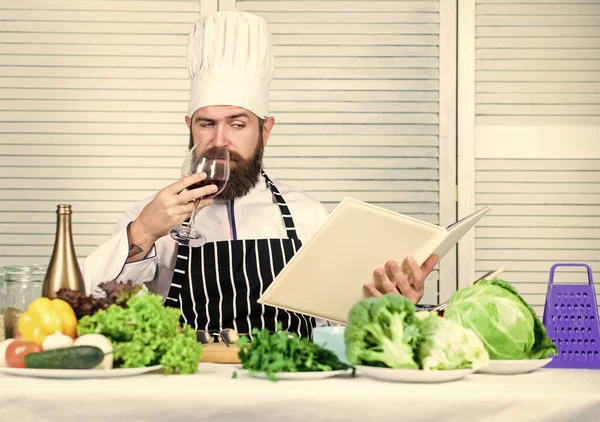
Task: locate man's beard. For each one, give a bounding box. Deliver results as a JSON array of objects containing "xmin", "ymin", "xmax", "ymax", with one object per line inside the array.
[{"xmin": 189, "ymin": 132, "xmax": 264, "ymax": 202}]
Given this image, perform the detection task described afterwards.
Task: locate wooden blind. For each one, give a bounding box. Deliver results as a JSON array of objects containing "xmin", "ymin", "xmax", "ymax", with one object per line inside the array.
[
  {"xmin": 473, "ymin": 0, "xmax": 600, "ymax": 315},
  {"xmin": 0, "ymin": 0, "xmax": 201, "ymax": 264}
]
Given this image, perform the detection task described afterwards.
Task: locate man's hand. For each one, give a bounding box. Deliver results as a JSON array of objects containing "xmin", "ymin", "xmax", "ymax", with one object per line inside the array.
[
  {"xmin": 126, "ymin": 173, "xmax": 218, "ymax": 262},
  {"xmin": 363, "ymin": 254, "xmax": 440, "ymax": 304}
]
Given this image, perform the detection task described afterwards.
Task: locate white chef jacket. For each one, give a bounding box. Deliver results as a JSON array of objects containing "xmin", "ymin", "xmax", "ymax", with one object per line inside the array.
[{"xmin": 82, "ymin": 177, "xmax": 334, "ymax": 326}]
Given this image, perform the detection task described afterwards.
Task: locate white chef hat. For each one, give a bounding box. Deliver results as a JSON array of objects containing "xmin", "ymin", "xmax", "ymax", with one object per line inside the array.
[{"xmin": 186, "ymin": 11, "xmax": 274, "ymax": 119}]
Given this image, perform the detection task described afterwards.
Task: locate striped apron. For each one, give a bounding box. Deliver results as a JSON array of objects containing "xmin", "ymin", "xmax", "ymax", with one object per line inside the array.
[{"xmin": 164, "ymin": 171, "xmax": 315, "ymax": 339}]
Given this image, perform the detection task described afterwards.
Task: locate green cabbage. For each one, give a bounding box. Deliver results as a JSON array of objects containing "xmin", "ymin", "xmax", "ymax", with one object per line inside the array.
[
  {"xmin": 444, "ymin": 279, "xmax": 557, "ymax": 360},
  {"xmin": 416, "ymin": 311, "xmax": 489, "ymax": 370}
]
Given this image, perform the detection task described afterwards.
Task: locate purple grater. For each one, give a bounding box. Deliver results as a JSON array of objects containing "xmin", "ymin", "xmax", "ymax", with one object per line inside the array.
[{"xmin": 542, "ymin": 263, "xmax": 600, "ymax": 369}]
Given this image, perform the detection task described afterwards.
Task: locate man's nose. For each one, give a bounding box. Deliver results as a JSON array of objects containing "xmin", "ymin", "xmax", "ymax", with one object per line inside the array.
[{"xmin": 213, "ymin": 125, "xmax": 229, "ymax": 147}]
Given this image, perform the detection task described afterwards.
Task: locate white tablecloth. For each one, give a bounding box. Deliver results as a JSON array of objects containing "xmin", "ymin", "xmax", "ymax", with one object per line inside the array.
[{"xmin": 1, "ymin": 364, "xmax": 599, "ymax": 422}]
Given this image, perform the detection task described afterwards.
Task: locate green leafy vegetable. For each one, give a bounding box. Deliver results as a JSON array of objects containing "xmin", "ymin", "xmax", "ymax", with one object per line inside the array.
[
  {"xmin": 56, "ymin": 280, "xmax": 143, "ymax": 320},
  {"xmin": 344, "ymin": 294, "xmax": 421, "ymax": 369},
  {"xmin": 160, "ymin": 330, "xmax": 204, "ymax": 375},
  {"xmin": 77, "ymin": 292, "xmax": 203, "ymax": 374},
  {"xmin": 444, "ymin": 279, "xmax": 557, "ymax": 360},
  {"xmin": 416, "ymin": 311, "xmax": 489, "ymax": 370},
  {"xmin": 100, "ymin": 280, "xmax": 144, "ymax": 306},
  {"xmin": 237, "ymin": 323, "xmax": 352, "ymax": 382}
]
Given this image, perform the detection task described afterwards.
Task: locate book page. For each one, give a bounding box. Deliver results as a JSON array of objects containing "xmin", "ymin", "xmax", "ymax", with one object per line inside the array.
[
  {"xmin": 433, "ymin": 206, "xmax": 491, "ymax": 258},
  {"xmin": 258, "ymin": 198, "xmax": 447, "ymax": 323}
]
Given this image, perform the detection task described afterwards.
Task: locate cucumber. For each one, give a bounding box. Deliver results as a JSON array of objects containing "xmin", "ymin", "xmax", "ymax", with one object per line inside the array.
[{"xmin": 24, "ymin": 345, "xmax": 105, "ymax": 370}]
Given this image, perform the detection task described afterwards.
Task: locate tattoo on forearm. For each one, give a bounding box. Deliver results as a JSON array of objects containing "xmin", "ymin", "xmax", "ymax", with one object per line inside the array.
[{"xmin": 128, "ymin": 244, "xmax": 143, "ymax": 259}]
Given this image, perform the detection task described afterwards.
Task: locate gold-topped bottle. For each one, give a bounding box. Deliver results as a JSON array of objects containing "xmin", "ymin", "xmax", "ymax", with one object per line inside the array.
[{"xmin": 42, "ymin": 204, "xmax": 85, "ymax": 298}]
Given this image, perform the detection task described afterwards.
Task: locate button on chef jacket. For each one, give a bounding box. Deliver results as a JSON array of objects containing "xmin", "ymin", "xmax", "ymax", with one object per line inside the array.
[{"xmin": 81, "ymin": 177, "xmax": 332, "ymax": 328}]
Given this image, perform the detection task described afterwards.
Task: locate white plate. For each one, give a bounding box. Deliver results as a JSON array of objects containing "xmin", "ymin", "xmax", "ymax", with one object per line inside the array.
[
  {"xmin": 476, "ymin": 358, "xmax": 553, "ymax": 375},
  {"xmin": 0, "ymin": 365, "xmax": 162, "ymax": 379},
  {"xmin": 238, "ymin": 368, "xmax": 353, "ymax": 381},
  {"xmin": 357, "ymin": 365, "xmax": 475, "ymax": 383}
]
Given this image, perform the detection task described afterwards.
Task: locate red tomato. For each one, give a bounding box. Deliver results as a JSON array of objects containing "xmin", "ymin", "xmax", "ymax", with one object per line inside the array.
[{"xmin": 5, "ymin": 341, "xmax": 42, "ymax": 368}]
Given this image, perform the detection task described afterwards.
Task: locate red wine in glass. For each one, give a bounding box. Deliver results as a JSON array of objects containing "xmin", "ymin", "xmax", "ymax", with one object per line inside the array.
[
  {"xmin": 170, "ymin": 145, "xmax": 230, "ymax": 247},
  {"xmin": 188, "ymin": 178, "xmax": 227, "ymax": 199}
]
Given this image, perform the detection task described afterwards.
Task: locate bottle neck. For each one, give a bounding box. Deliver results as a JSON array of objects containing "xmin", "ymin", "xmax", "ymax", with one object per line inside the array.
[{"xmin": 55, "ymin": 213, "xmax": 73, "ymax": 246}]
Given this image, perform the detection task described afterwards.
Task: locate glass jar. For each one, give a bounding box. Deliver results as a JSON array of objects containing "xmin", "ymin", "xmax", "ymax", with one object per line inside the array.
[{"xmin": 3, "ymin": 265, "xmax": 46, "ymax": 340}]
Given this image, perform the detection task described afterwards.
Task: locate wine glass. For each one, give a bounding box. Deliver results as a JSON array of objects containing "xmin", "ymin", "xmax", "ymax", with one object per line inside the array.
[{"xmin": 170, "ymin": 144, "xmax": 230, "ymax": 247}]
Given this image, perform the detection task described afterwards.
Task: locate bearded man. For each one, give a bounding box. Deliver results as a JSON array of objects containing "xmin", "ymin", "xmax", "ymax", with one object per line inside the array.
[{"xmin": 82, "ymin": 11, "xmax": 438, "ymax": 339}]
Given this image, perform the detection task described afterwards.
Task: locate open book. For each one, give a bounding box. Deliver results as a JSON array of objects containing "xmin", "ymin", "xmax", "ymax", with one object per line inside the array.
[{"xmin": 258, "ymin": 198, "xmax": 491, "ymax": 324}]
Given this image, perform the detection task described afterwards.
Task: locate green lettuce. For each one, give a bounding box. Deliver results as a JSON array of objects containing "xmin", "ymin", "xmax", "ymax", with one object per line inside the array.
[
  {"xmin": 444, "ymin": 279, "xmax": 557, "ymax": 360},
  {"xmin": 77, "ymin": 292, "xmax": 203, "ymax": 374}
]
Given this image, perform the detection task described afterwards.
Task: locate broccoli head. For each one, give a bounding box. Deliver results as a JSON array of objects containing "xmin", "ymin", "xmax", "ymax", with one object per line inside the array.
[{"xmin": 344, "ymin": 294, "xmax": 422, "ymax": 369}]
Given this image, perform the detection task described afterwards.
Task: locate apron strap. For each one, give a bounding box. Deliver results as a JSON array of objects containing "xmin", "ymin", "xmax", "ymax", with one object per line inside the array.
[{"xmin": 261, "ymin": 170, "xmax": 299, "ymax": 241}]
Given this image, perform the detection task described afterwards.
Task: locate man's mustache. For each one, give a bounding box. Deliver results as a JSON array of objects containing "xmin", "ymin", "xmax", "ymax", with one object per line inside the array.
[{"xmin": 202, "ymin": 147, "xmax": 244, "ymax": 163}]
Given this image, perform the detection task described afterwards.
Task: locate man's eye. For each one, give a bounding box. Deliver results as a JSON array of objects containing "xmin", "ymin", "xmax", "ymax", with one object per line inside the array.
[
  {"xmin": 200, "ymin": 122, "xmax": 214, "ymax": 128},
  {"xmin": 232, "ymin": 124, "xmax": 245, "ymax": 129}
]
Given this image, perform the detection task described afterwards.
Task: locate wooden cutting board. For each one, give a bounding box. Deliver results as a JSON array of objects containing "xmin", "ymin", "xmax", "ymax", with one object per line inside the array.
[{"xmin": 200, "ymin": 342, "xmax": 241, "ymax": 364}]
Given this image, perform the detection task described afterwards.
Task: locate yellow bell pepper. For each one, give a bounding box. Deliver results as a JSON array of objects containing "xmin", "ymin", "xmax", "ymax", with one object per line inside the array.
[{"xmin": 17, "ymin": 298, "xmax": 78, "ymax": 346}]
